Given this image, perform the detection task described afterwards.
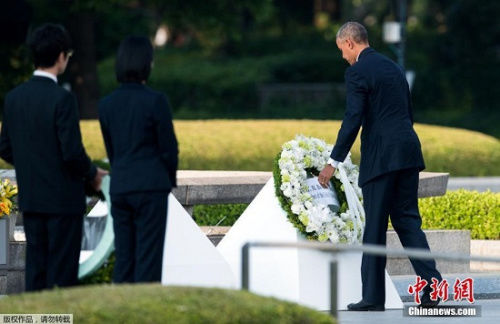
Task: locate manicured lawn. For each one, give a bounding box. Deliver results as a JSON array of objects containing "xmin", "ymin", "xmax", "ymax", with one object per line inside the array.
[
  {"xmin": 1, "ymin": 120, "xmax": 498, "ymax": 176},
  {"xmin": 0, "ymin": 285, "xmax": 335, "ymax": 324}
]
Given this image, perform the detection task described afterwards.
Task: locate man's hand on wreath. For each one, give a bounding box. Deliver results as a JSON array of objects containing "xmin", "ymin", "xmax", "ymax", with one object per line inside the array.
[{"xmin": 318, "ymin": 165, "xmax": 335, "ymax": 188}]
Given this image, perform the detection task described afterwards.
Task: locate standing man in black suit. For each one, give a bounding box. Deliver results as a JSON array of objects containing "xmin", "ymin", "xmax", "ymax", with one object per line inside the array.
[
  {"xmin": 0, "ymin": 24, "xmax": 107, "ymax": 291},
  {"xmin": 319, "ymin": 22, "xmax": 442, "ymax": 310},
  {"xmin": 99, "ymin": 36, "xmax": 178, "ymax": 283}
]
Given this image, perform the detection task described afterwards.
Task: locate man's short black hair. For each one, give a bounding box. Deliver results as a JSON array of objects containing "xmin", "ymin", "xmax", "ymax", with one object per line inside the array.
[
  {"xmin": 28, "ymin": 23, "xmax": 72, "ymax": 68},
  {"xmin": 115, "ymin": 36, "xmax": 153, "ymax": 83}
]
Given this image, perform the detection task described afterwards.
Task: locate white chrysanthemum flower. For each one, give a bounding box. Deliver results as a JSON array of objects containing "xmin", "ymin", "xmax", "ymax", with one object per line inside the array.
[{"xmin": 291, "ymin": 203, "xmax": 303, "ymax": 214}]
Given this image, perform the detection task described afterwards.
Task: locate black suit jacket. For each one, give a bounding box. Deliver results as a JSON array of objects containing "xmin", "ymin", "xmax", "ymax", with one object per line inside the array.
[
  {"xmin": 98, "ymin": 83, "xmax": 178, "ymax": 195},
  {"xmin": 0, "ymin": 76, "xmax": 97, "ymax": 214},
  {"xmin": 330, "ymin": 48, "xmax": 425, "ymax": 187}
]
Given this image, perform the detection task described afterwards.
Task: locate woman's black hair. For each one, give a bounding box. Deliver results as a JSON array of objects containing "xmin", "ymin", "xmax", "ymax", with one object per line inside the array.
[
  {"xmin": 28, "ymin": 23, "xmax": 72, "ymax": 68},
  {"xmin": 115, "ymin": 36, "xmax": 153, "ymax": 83}
]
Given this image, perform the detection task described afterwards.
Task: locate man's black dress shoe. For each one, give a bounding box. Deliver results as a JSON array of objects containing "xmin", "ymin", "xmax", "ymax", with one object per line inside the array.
[
  {"xmin": 419, "ymin": 291, "xmax": 440, "ymax": 308},
  {"xmin": 347, "ymin": 300, "xmax": 385, "ymax": 311}
]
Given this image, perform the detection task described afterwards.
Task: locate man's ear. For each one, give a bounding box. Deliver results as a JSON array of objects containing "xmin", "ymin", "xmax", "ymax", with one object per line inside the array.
[
  {"xmin": 347, "ymin": 38, "xmax": 354, "ymax": 50},
  {"xmin": 57, "ymin": 52, "xmax": 66, "ymax": 64}
]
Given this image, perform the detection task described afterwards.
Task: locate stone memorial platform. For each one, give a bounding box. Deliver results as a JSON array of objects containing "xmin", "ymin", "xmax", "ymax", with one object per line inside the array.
[
  {"xmin": 173, "ymin": 170, "xmax": 450, "ymax": 213},
  {"xmin": 1, "ymin": 169, "xmax": 467, "ymax": 296}
]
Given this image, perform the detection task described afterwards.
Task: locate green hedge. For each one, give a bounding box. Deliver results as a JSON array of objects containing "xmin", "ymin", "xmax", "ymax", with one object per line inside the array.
[
  {"xmin": 192, "ymin": 190, "xmax": 500, "ymax": 240},
  {"xmin": 419, "ymin": 190, "xmax": 500, "ymax": 240},
  {"xmin": 192, "ymin": 204, "xmax": 247, "ymax": 226},
  {"xmin": 98, "ymin": 49, "xmax": 345, "ymax": 119},
  {"xmin": 0, "ymin": 285, "xmax": 335, "ymax": 324},
  {"xmin": 193, "ymin": 190, "xmax": 500, "ymax": 240}
]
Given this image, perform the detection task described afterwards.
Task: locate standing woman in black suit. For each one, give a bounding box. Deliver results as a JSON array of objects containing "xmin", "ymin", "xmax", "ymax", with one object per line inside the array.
[{"xmin": 98, "ymin": 36, "xmax": 178, "ymax": 283}]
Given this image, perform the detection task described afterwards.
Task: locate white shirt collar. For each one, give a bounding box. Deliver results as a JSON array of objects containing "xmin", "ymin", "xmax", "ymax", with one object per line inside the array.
[{"xmin": 33, "ymin": 70, "xmax": 58, "ymax": 83}]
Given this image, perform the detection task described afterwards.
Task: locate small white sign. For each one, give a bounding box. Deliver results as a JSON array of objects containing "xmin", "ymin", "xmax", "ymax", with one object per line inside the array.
[
  {"xmin": 383, "ymin": 21, "xmax": 401, "ymax": 43},
  {"xmin": 305, "ymin": 177, "xmax": 340, "ymax": 211}
]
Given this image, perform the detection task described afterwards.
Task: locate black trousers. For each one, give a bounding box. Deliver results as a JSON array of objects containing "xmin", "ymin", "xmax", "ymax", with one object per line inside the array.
[
  {"xmin": 23, "ymin": 212, "xmax": 83, "ymax": 292},
  {"xmin": 111, "ymin": 191, "xmax": 168, "ymax": 283},
  {"xmin": 361, "ymin": 168, "xmax": 442, "ymax": 304}
]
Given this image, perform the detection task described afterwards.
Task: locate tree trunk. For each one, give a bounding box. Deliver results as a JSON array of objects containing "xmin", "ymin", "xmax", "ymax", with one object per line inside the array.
[{"xmin": 67, "ymin": 12, "xmax": 100, "ymax": 119}]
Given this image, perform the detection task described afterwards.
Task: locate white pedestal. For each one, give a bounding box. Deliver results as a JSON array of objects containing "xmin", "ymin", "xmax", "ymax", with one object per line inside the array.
[
  {"xmin": 161, "ymin": 194, "xmax": 236, "ymax": 289},
  {"xmin": 217, "ymin": 179, "xmax": 403, "ymax": 310}
]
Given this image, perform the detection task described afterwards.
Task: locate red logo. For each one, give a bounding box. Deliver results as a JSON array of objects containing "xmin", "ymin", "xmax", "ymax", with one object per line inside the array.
[
  {"xmin": 408, "ymin": 276, "xmax": 475, "ymax": 304},
  {"xmin": 430, "ymin": 278, "xmax": 449, "ymax": 302},
  {"xmin": 408, "ymin": 276, "xmax": 428, "ymax": 304},
  {"xmin": 453, "ymin": 278, "xmax": 475, "ymax": 303}
]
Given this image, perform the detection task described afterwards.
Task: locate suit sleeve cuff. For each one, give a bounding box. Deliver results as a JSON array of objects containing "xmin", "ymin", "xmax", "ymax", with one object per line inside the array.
[{"xmin": 327, "ymin": 158, "xmax": 340, "ymax": 168}]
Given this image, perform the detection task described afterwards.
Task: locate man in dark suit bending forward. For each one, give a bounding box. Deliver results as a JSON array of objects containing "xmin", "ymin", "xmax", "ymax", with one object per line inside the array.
[{"xmin": 318, "ymin": 22, "xmax": 442, "ymax": 311}]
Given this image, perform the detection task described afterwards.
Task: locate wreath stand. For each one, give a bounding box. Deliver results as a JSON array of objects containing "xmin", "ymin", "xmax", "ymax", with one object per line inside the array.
[{"xmin": 217, "ymin": 178, "xmax": 404, "ymax": 311}]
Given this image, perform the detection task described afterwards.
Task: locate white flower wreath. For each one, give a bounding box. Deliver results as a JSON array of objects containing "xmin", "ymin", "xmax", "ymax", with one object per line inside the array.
[{"xmin": 273, "ymin": 135, "xmax": 365, "ymax": 244}]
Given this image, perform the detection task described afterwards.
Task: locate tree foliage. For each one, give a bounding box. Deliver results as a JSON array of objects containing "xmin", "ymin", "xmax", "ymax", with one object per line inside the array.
[{"xmin": 1, "ymin": 0, "xmax": 498, "ymax": 128}]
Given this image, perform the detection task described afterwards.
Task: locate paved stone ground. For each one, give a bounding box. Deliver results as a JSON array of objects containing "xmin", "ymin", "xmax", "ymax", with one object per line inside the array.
[
  {"xmin": 337, "ymin": 299, "xmax": 500, "ymax": 324},
  {"xmin": 335, "ymin": 273, "xmax": 500, "ymax": 323},
  {"xmin": 448, "ymin": 177, "xmax": 500, "ymax": 192}
]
